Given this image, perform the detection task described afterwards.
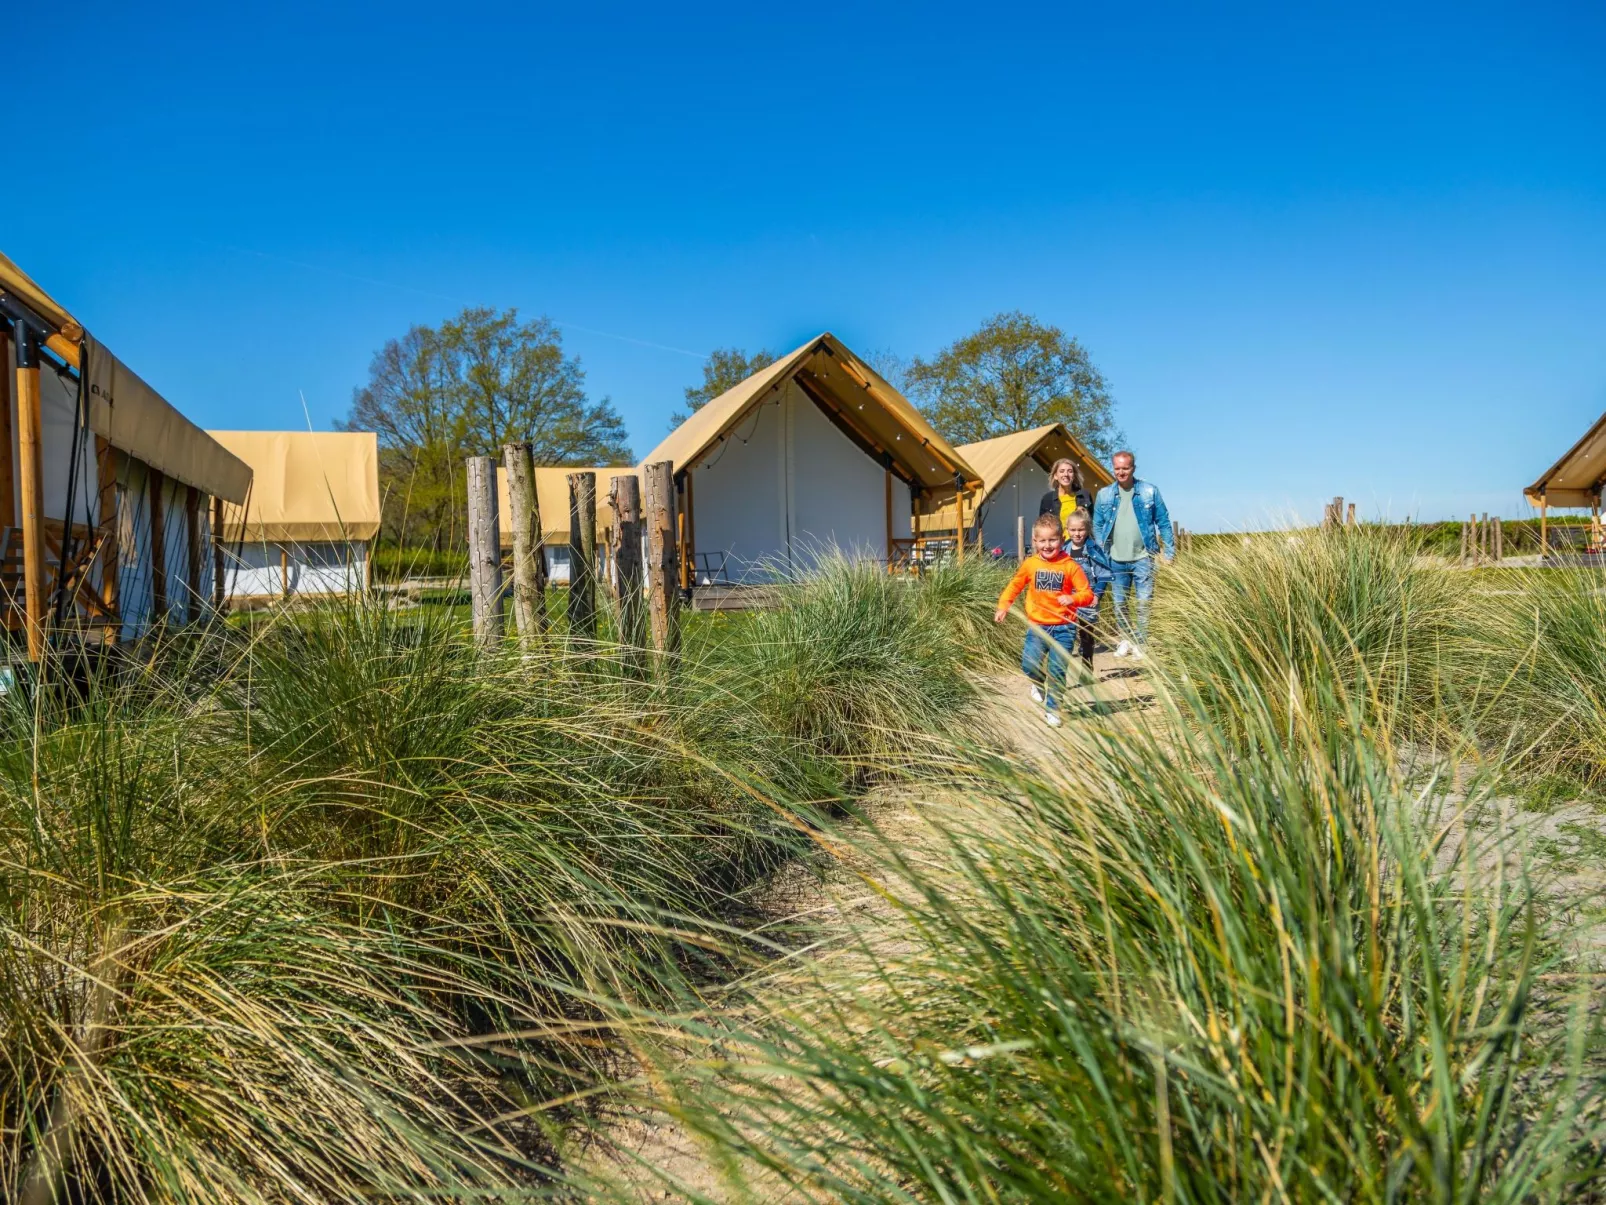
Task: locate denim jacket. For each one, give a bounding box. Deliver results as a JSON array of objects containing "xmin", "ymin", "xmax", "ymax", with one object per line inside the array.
[
  {"xmin": 1062, "ymin": 536, "xmax": 1113, "ymax": 593},
  {"xmin": 1092, "ymin": 479, "xmax": 1174, "ymax": 559}
]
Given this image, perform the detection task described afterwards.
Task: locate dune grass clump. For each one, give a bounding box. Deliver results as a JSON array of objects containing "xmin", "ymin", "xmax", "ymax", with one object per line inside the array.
[
  {"xmin": 1150, "ymin": 526, "xmax": 1467, "ymax": 738},
  {"xmin": 617, "ymin": 667, "xmax": 1596, "ymax": 1202}
]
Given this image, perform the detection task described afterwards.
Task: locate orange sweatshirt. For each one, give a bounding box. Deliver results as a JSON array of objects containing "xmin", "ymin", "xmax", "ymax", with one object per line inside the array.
[{"xmin": 997, "ymin": 551, "xmax": 1095, "ymax": 627}]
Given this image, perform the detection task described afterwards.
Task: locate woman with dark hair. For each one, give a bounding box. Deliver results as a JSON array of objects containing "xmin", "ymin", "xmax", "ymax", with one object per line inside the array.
[{"xmin": 1038, "ymin": 457, "xmax": 1093, "ymax": 539}]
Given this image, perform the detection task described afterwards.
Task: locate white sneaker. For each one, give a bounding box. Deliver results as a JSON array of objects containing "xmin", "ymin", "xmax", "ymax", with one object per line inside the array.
[
  {"xmin": 1114, "ymin": 640, "xmax": 1132, "ymax": 658},
  {"xmin": 1043, "ymin": 710, "xmax": 1063, "ymax": 728},
  {"xmin": 1029, "ymin": 684, "xmax": 1044, "ymax": 703},
  {"xmin": 1129, "ymin": 646, "xmax": 1146, "ymax": 661}
]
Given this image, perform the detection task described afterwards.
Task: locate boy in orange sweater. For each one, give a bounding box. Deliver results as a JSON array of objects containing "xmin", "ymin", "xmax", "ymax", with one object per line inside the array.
[{"xmin": 995, "ymin": 513, "xmax": 1096, "ymax": 727}]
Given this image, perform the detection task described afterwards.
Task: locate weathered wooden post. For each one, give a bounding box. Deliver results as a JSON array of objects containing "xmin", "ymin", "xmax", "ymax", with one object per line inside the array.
[
  {"xmin": 610, "ymin": 474, "xmax": 646, "ymax": 670},
  {"xmin": 1540, "ymin": 493, "xmax": 1549, "ymax": 558},
  {"xmin": 643, "ymin": 460, "xmax": 680, "ymax": 661},
  {"xmin": 567, "ymin": 471, "xmax": 597, "ymax": 638},
  {"xmin": 1345, "ymin": 502, "xmax": 1356, "ymax": 528},
  {"xmin": 502, "ymin": 441, "xmax": 547, "ymax": 647},
  {"xmin": 1459, "ymin": 520, "xmax": 1469, "ymax": 565},
  {"xmin": 465, "ymin": 455, "xmax": 503, "ymax": 646},
  {"xmin": 1016, "ymin": 513, "xmax": 1025, "ymax": 561},
  {"xmin": 1494, "ymin": 516, "xmax": 1504, "ymax": 562}
]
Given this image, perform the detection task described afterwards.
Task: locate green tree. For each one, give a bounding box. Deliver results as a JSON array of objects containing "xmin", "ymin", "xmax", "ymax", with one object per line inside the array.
[
  {"xmin": 343, "ymin": 306, "xmax": 632, "ymax": 549},
  {"xmin": 671, "ymin": 347, "xmax": 777, "ymax": 428},
  {"xmin": 904, "ymin": 312, "xmax": 1120, "ymax": 458}
]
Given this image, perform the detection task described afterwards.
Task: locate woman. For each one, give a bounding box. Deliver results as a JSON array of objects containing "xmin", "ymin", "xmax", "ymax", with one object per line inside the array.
[{"xmin": 1038, "ymin": 457, "xmax": 1093, "ymax": 538}]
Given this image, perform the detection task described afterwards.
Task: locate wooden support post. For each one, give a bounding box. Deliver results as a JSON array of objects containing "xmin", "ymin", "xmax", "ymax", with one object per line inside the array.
[
  {"xmin": 465, "ymin": 455, "xmax": 503, "ymax": 647},
  {"xmin": 1016, "ymin": 513, "xmax": 1025, "ymax": 561},
  {"xmin": 643, "ymin": 460, "xmax": 680, "ymax": 661},
  {"xmin": 1346, "ymin": 502, "xmax": 1356, "ymax": 528},
  {"xmin": 1459, "ymin": 520, "xmax": 1469, "ymax": 565},
  {"xmin": 502, "ymin": 441, "xmax": 547, "ymax": 648},
  {"xmin": 567, "ymin": 472, "xmax": 597, "ymax": 638},
  {"xmin": 14, "ymin": 329, "xmax": 44, "ymax": 659},
  {"xmin": 278, "ymin": 546, "xmax": 289, "ymax": 600},
  {"xmin": 955, "ymin": 492, "xmax": 965, "ymax": 564},
  {"xmin": 1480, "ymin": 512, "xmax": 1490, "ymax": 561},
  {"xmin": 677, "ymin": 472, "xmax": 691, "ymax": 592},
  {"xmin": 0, "ymin": 324, "xmax": 14, "ymax": 530},
  {"xmin": 148, "ymin": 469, "xmax": 169, "ymax": 621},
  {"xmin": 97, "ymin": 438, "xmax": 119, "ymax": 622},
  {"xmin": 211, "ymin": 495, "xmax": 225, "ymax": 613},
  {"xmin": 184, "ymin": 486, "xmax": 201, "ymax": 623},
  {"xmin": 1494, "ymin": 516, "xmax": 1503, "ymax": 562},
  {"xmin": 884, "ymin": 467, "xmax": 894, "ymax": 574},
  {"xmin": 610, "ymin": 474, "xmax": 645, "ymax": 670},
  {"xmin": 1540, "ymin": 497, "xmax": 1549, "ymax": 558}
]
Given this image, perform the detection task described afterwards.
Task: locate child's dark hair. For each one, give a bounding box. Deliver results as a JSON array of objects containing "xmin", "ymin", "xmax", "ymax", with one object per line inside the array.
[{"xmin": 1032, "ymin": 513, "xmax": 1063, "ymax": 537}]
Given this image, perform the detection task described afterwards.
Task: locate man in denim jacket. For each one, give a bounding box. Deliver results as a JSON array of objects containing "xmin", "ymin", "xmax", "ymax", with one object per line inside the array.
[{"xmin": 1092, "ymin": 450, "xmax": 1174, "ymax": 658}]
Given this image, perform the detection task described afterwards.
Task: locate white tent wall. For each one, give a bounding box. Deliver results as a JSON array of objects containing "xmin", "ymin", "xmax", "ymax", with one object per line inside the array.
[
  {"xmin": 975, "ymin": 457, "xmax": 1050, "ymax": 553},
  {"xmin": 224, "ymin": 541, "xmax": 368, "ymax": 600},
  {"xmin": 689, "ymin": 379, "xmax": 888, "ymax": 581},
  {"xmin": 112, "ymin": 457, "xmax": 214, "ymax": 636}
]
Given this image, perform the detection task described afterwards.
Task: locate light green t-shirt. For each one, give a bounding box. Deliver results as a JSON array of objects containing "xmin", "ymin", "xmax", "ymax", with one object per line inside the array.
[{"xmin": 1109, "ymin": 485, "xmax": 1148, "ymax": 562}]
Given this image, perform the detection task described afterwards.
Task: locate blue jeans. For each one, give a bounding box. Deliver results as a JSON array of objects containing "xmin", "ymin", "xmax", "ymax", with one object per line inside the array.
[
  {"xmin": 1022, "ymin": 624, "xmax": 1078, "ymax": 710},
  {"xmin": 1108, "ymin": 556, "xmax": 1156, "ymax": 647}
]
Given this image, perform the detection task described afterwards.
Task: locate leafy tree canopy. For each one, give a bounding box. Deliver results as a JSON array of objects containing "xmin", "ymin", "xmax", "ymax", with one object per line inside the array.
[
  {"xmin": 671, "ymin": 347, "xmax": 776, "ymax": 428},
  {"xmin": 904, "ymin": 312, "xmax": 1120, "ymax": 459},
  {"xmin": 342, "ymin": 306, "xmax": 631, "ymax": 548}
]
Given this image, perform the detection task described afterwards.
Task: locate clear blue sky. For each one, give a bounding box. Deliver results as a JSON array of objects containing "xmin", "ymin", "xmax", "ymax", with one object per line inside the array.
[{"xmin": 5, "ymin": 0, "xmax": 1603, "ymax": 530}]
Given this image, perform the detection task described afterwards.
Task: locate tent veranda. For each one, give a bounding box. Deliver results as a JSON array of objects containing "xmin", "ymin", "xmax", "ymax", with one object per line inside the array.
[
  {"xmin": 1524, "ymin": 410, "xmax": 1606, "ymax": 554},
  {"xmin": 639, "ymin": 333, "xmax": 981, "ymax": 584},
  {"xmin": 0, "ymin": 250, "xmax": 252, "ymax": 656},
  {"xmin": 916, "ymin": 423, "xmax": 1113, "ymax": 553},
  {"xmin": 209, "ymin": 431, "xmax": 381, "ymax": 599}
]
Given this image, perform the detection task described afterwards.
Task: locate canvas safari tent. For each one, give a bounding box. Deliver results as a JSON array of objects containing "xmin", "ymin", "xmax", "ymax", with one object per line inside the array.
[
  {"xmin": 639, "ymin": 333, "xmax": 980, "ymax": 584},
  {"xmin": 1525, "ymin": 410, "xmax": 1606, "ymax": 554},
  {"xmin": 209, "ymin": 431, "xmax": 380, "ymax": 600},
  {"xmin": 0, "ymin": 251, "xmax": 252, "ymax": 659},
  {"xmin": 917, "ymin": 423, "xmax": 1113, "ymax": 554},
  {"xmin": 494, "ymin": 465, "xmax": 620, "ymax": 583}
]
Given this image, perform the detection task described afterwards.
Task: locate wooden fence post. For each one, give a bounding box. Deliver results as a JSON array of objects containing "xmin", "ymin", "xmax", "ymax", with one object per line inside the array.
[
  {"xmin": 610, "ymin": 474, "xmax": 646, "ymax": 671},
  {"xmin": 1540, "ymin": 497, "xmax": 1549, "ymax": 558},
  {"xmin": 1016, "ymin": 513, "xmax": 1025, "ymax": 561},
  {"xmin": 1345, "ymin": 502, "xmax": 1356, "ymax": 528},
  {"xmin": 1493, "ymin": 516, "xmax": 1503, "ymax": 562},
  {"xmin": 1459, "ymin": 520, "xmax": 1469, "ymax": 565},
  {"xmin": 567, "ymin": 472, "xmax": 597, "ymax": 638},
  {"xmin": 643, "ymin": 460, "xmax": 680, "ymax": 661},
  {"xmin": 465, "ymin": 455, "xmax": 503, "ymax": 647},
  {"xmin": 502, "ymin": 441, "xmax": 547, "ymax": 648}
]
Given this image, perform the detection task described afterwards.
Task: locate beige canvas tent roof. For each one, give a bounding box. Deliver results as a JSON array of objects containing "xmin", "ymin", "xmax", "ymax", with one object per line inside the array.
[
  {"xmin": 496, "ymin": 466, "xmax": 627, "ymax": 548},
  {"xmin": 918, "ymin": 423, "xmax": 1113, "ymax": 532},
  {"xmin": 1526, "ymin": 412, "xmax": 1606, "ymax": 509},
  {"xmin": 210, "ymin": 431, "xmax": 381, "ymax": 542},
  {"xmin": 641, "ymin": 333, "xmax": 981, "ymax": 493},
  {"xmin": 0, "ymin": 250, "xmax": 252, "ymax": 503}
]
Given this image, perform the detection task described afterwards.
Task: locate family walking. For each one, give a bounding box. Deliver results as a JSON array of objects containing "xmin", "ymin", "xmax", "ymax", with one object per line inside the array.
[{"xmin": 994, "ymin": 450, "xmax": 1174, "ymax": 727}]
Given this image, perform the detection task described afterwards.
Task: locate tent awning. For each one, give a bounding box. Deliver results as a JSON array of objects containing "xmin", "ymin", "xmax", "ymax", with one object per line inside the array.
[
  {"xmin": 210, "ymin": 431, "xmax": 381, "ymax": 542},
  {"xmin": 1525, "ymin": 411, "xmax": 1606, "ymax": 509},
  {"xmin": 640, "ymin": 334, "xmax": 981, "ymax": 493},
  {"xmin": 1, "ymin": 251, "xmax": 252, "ymax": 503},
  {"xmin": 917, "ymin": 423, "xmax": 1112, "ymax": 531}
]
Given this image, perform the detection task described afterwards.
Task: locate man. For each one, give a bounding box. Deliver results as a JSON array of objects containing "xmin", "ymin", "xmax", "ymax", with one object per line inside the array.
[{"xmin": 1092, "ymin": 450, "xmax": 1174, "ymax": 658}]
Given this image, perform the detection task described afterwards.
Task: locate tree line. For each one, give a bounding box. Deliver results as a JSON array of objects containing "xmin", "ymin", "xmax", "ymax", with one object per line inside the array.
[{"xmin": 347, "ymin": 308, "xmax": 1119, "ymax": 549}]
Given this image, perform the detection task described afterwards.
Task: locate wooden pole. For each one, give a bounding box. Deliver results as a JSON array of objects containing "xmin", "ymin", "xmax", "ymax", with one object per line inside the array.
[
  {"xmin": 502, "ymin": 441, "xmax": 547, "ymax": 647},
  {"xmin": 884, "ymin": 467, "xmax": 894, "ymax": 575},
  {"xmin": 643, "ymin": 460, "xmax": 680, "ymax": 660},
  {"xmin": 279, "ymin": 546, "xmax": 289, "ymax": 600},
  {"xmin": 0, "ymin": 324, "xmax": 14, "ymax": 530},
  {"xmin": 567, "ymin": 471, "xmax": 597, "ymax": 638},
  {"xmin": 211, "ymin": 495, "xmax": 225, "ymax": 613},
  {"xmin": 1345, "ymin": 502, "xmax": 1356, "ymax": 528},
  {"xmin": 955, "ymin": 491, "xmax": 965, "ymax": 564},
  {"xmin": 1459, "ymin": 520, "xmax": 1469, "ymax": 565},
  {"xmin": 184, "ymin": 486, "xmax": 201, "ymax": 623},
  {"xmin": 610, "ymin": 473, "xmax": 645, "ymax": 669},
  {"xmin": 97, "ymin": 438, "xmax": 118, "ymax": 622},
  {"xmin": 1016, "ymin": 513, "xmax": 1025, "ymax": 561},
  {"xmin": 148, "ymin": 470, "xmax": 168, "ymax": 622},
  {"xmin": 1540, "ymin": 497, "xmax": 1549, "ymax": 558},
  {"xmin": 15, "ymin": 330, "xmax": 45, "ymax": 659},
  {"xmin": 1494, "ymin": 515, "xmax": 1503, "ymax": 562},
  {"xmin": 465, "ymin": 455, "xmax": 503, "ymax": 647}
]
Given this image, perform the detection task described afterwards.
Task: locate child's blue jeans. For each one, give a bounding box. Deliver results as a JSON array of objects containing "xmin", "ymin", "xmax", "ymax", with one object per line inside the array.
[{"xmin": 1022, "ymin": 624, "xmax": 1078, "ymax": 711}]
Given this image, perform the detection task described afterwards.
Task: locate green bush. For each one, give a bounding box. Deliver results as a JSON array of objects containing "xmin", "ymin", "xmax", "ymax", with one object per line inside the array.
[{"xmin": 369, "ymin": 545, "xmax": 469, "ymax": 582}]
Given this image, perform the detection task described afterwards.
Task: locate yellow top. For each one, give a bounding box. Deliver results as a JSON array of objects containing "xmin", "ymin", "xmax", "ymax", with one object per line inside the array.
[{"xmin": 1058, "ymin": 492, "xmax": 1078, "ymax": 531}]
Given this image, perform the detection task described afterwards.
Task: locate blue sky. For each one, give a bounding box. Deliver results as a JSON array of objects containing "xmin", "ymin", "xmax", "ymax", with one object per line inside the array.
[{"xmin": 5, "ymin": 0, "xmax": 1603, "ymax": 530}]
